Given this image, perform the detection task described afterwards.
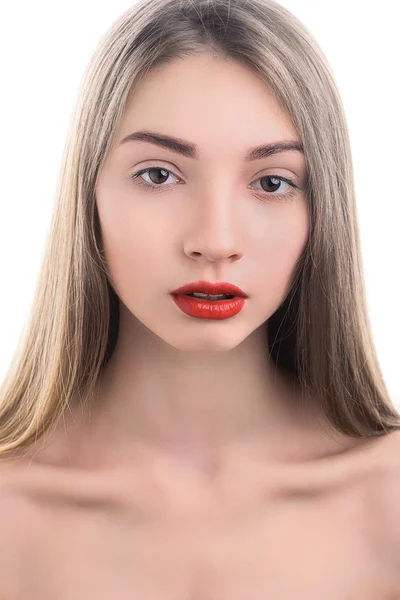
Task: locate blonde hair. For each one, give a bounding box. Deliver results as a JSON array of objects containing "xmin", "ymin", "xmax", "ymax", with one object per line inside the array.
[{"xmin": 1, "ymin": 0, "xmax": 399, "ymax": 458}]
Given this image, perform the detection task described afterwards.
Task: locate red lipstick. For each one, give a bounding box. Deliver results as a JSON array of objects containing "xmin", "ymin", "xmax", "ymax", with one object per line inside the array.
[
  {"xmin": 170, "ymin": 280, "xmax": 248, "ymax": 320},
  {"xmin": 171, "ymin": 280, "xmax": 247, "ymax": 297}
]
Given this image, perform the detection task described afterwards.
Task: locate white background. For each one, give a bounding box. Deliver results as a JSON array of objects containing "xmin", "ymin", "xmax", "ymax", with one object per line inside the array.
[{"xmin": 0, "ymin": 1, "xmax": 398, "ymax": 408}]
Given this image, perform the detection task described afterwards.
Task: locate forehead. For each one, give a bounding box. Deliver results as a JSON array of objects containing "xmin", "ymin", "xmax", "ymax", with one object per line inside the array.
[{"xmin": 115, "ymin": 54, "xmax": 299, "ymax": 159}]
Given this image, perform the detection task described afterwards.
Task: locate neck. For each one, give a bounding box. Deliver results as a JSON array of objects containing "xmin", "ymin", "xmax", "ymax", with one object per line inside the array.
[{"xmin": 78, "ymin": 309, "xmax": 312, "ymax": 468}]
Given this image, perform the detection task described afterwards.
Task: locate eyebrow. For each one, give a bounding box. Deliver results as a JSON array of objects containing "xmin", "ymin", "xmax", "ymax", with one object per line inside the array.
[{"xmin": 119, "ymin": 130, "xmax": 304, "ymax": 161}]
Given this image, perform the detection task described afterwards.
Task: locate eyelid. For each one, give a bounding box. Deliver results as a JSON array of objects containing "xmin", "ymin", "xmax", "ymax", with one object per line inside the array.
[
  {"xmin": 129, "ymin": 160, "xmax": 183, "ymax": 178},
  {"xmin": 130, "ymin": 162, "xmax": 302, "ymax": 187}
]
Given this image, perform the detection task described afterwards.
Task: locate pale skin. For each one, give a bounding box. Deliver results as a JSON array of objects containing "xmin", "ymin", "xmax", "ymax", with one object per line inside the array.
[{"xmin": 1, "ymin": 52, "xmax": 400, "ymax": 598}]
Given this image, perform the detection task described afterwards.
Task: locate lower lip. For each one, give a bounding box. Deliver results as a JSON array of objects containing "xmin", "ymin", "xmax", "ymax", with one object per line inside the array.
[{"xmin": 171, "ymin": 294, "xmax": 246, "ymax": 320}]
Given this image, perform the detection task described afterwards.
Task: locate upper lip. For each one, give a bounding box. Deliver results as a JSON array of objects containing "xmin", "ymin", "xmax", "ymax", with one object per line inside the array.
[{"xmin": 171, "ymin": 280, "xmax": 248, "ymax": 297}]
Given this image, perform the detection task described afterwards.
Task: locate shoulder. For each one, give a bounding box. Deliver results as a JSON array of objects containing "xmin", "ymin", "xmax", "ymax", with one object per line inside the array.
[
  {"xmin": 0, "ymin": 455, "xmax": 47, "ymax": 594},
  {"xmin": 0, "ymin": 456, "xmax": 33, "ymax": 536},
  {"xmin": 0, "ymin": 455, "xmax": 45, "ymax": 546},
  {"xmin": 0, "ymin": 458, "xmax": 26, "ymax": 592},
  {"xmin": 367, "ymin": 431, "xmax": 400, "ymax": 585}
]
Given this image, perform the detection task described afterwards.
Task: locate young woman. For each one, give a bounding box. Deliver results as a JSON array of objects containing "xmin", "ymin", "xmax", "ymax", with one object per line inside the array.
[{"xmin": 0, "ymin": 0, "xmax": 399, "ymax": 597}]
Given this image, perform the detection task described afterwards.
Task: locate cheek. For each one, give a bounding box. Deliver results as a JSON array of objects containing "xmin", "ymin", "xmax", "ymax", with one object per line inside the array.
[
  {"xmin": 270, "ymin": 211, "xmax": 309, "ymax": 257},
  {"xmin": 257, "ymin": 207, "xmax": 309, "ymax": 289},
  {"xmin": 97, "ymin": 202, "xmax": 168, "ymax": 296}
]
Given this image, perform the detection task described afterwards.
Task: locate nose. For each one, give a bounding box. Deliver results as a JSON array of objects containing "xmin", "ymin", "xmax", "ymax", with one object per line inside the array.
[{"xmin": 183, "ymin": 189, "xmax": 244, "ymax": 264}]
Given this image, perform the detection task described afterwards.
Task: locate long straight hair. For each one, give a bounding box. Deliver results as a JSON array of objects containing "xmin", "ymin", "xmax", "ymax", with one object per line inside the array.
[{"xmin": 1, "ymin": 0, "xmax": 399, "ymax": 458}]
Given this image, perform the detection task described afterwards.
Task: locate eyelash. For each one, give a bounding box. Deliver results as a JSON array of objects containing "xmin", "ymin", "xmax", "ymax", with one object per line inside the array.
[{"xmin": 129, "ymin": 166, "xmax": 299, "ymax": 203}]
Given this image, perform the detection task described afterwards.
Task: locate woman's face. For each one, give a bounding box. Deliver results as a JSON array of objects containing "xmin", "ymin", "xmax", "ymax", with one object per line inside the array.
[{"xmin": 95, "ymin": 53, "xmax": 309, "ymax": 352}]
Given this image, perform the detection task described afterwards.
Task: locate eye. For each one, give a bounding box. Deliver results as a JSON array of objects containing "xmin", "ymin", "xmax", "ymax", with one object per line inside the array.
[
  {"xmin": 130, "ymin": 167, "xmax": 180, "ymax": 191},
  {"xmin": 252, "ymin": 175, "xmax": 293, "ymax": 198},
  {"xmin": 129, "ymin": 166, "xmax": 299, "ymax": 201}
]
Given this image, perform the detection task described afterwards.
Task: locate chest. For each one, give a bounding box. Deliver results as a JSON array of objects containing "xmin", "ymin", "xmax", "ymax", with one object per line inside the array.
[{"xmin": 7, "ymin": 486, "xmax": 391, "ymax": 600}]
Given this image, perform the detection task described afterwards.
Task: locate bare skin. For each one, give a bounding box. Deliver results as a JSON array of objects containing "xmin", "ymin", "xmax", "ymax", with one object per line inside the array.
[
  {"xmin": 0, "ymin": 427, "xmax": 400, "ymax": 599},
  {"xmin": 1, "ymin": 52, "xmax": 399, "ymax": 597}
]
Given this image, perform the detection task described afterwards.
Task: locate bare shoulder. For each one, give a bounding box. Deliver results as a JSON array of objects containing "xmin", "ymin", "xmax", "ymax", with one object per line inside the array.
[
  {"xmin": 0, "ymin": 454, "xmax": 37, "ymax": 536},
  {"xmin": 0, "ymin": 456, "xmax": 31, "ymax": 594},
  {"xmin": 0, "ymin": 455, "xmax": 23, "ymax": 519},
  {"xmin": 0, "ymin": 454, "xmax": 46, "ymax": 539},
  {"xmin": 366, "ymin": 430, "xmax": 400, "ymax": 588},
  {"xmin": 0, "ymin": 454, "xmax": 41, "ymax": 522}
]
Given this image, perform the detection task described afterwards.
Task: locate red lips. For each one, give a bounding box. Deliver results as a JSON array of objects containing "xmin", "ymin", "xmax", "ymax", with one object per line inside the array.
[{"xmin": 170, "ymin": 280, "xmax": 247, "ymax": 297}]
